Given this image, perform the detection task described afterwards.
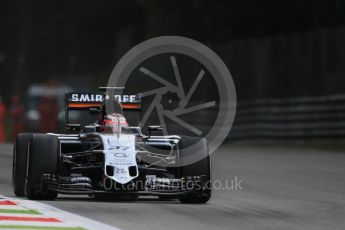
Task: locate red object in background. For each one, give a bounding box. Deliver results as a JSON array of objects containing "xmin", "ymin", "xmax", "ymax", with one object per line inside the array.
[
  {"xmin": 9, "ymin": 95, "xmax": 25, "ymax": 141},
  {"xmin": 38, "ymin": 96, "xmax": 59, "ymax": 133},
  {"xmin": 0, "ymin": 101, "xmax": 5, "ymax": 143}
]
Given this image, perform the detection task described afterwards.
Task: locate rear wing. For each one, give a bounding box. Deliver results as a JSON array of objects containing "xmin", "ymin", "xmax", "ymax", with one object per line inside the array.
[{"xmin": 65, "ymin": 92, "xmax": 142, "ymax": 126}]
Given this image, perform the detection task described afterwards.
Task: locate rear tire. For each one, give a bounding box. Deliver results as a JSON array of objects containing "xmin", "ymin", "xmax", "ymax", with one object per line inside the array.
[
  {"xmin": 177, "ymin": 137, "xmax": 211, "ymax": 204},
  {"xmin": 13, "ymin": 133, "xmax": 33, "ymax": 197},
  {"xmin": 25, "ymin": 134, "xmax": 59, "ymax": 200}
]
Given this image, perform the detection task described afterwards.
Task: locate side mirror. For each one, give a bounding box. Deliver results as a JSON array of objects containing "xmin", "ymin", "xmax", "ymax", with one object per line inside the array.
[
  {"xmin": 147, "ymin": 126, "xmax": 163, "ymax": 132},
  {"xmin": 66, "ymin": 124, "xmax": 81, "ymax": 132},
  {"xmin": 89, "ymin": 107, "xmax": 100, "ymax": 115}
]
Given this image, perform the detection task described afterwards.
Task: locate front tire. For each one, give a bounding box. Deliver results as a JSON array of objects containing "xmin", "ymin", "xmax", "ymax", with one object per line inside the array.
[
  {"xmin": 25, "ymin": 134, "xmax": 59, "ymax": 200},
  {"xmin": 177, "ymin": 137, "xmax": 211, "ymax": 204},
  {"xmin": 13, "ymin": 133, "xmax": 33, "ymax": 197}
]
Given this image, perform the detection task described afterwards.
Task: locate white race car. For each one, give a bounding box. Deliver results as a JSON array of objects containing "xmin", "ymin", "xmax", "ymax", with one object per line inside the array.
[{"xmin": 13, "ymin": 87, "xmax": 211, "ymax": 203}]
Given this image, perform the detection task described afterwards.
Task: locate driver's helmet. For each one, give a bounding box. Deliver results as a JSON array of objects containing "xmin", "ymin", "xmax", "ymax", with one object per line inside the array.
[{"xmin": 102, "ymin": 113, "xmax": 129, "ymax": 133}]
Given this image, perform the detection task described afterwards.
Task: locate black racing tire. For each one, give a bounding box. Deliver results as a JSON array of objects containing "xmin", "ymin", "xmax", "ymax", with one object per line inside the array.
[
  {"xmin": 13, "ymin": 133, "xmax": 33, "ymax": 197},
  {"xmin": 25, "ymin": 134, "xmax": 59, "ymax": 200},
  {"xmin": 177, "ymin": 137, "xmax": 211, "ymax": 204}
]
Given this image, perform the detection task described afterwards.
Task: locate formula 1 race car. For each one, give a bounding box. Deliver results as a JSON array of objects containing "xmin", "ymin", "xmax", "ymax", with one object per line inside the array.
[{"xmin": 12, "ymin": 87, "xmax": 211, "ymax": 203}]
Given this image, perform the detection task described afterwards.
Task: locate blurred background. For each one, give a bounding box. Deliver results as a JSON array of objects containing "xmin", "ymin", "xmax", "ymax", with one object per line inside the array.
[{"xmin": 1, "ymin": 0, "xmax": 345, "ymax": 141}]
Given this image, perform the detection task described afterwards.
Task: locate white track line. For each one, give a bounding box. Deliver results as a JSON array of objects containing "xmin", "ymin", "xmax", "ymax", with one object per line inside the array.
[{"xmin": 0, "ymin": 205, "xmax": 27, "ymax": 210}]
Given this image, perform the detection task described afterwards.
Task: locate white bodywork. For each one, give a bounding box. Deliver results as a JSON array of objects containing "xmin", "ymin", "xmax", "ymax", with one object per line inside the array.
[{"xmin": 100, "ymin": 134, "xmax": 138, "ymax": 184}]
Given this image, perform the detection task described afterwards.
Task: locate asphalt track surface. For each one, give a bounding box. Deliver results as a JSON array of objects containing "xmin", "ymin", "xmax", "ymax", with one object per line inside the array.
[{"xmin": 0, "ymin": 142, "xmax": 344, "ymax": 230}]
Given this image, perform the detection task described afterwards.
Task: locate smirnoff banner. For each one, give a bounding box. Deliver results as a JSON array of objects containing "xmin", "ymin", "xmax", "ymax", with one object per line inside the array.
[{"xmin": 67, "ymin": 93, "xmax": 141, "ymax": 104}]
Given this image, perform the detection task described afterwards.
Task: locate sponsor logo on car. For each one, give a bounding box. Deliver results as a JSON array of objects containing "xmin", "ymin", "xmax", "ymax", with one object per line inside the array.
[{"xmin": 70, "ymin": 93, "xmax": 140, "ymax": 103}]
